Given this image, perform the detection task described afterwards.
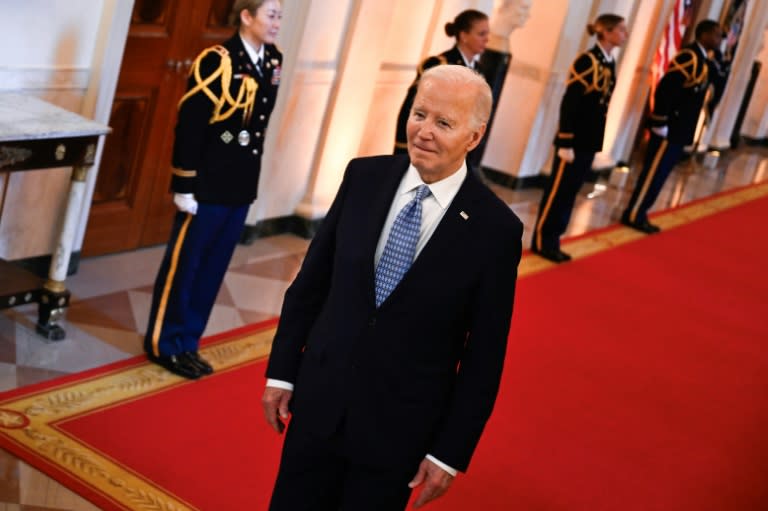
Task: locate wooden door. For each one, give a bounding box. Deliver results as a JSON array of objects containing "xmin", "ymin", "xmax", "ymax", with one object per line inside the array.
[{"xmin": 83, "ymin": 0, "xmax": 236, "ymax": 255}]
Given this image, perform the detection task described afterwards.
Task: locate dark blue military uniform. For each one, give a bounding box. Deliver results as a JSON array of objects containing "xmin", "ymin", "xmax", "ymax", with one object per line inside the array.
[
  {"xmin": 393, "ymin": 46, "xmax": 468, "ymax": 154},
  {"xmin": 532, "ymin": 45, "xmax": 616, "ymax": 254},
  {"xmin": 145, "ymin": 34, "xmax": 282, "ymax": 361},
  {"xmin": 622, "ymin": 43, "xmax": 713, "ymax": 227}
]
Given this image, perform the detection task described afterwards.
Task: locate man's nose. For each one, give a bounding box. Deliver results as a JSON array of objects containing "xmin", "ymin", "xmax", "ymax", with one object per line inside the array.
[{"xmin": 417, "ymin": 123, "xmax": 434, "ymax": 139}]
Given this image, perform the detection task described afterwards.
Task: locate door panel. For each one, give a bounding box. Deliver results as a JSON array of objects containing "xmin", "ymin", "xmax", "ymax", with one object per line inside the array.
[{"xmin": 84, "ymin": 0, "xmax": 238, "ymax": 255}]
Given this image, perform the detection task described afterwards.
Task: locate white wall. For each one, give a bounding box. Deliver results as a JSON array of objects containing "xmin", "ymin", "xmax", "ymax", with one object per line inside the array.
[{"xmin": 0, "ymin": 0, "xmax": 131, "ymax": 260}]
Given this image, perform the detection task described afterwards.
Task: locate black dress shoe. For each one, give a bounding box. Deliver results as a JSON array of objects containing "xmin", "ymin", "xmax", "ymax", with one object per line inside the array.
[
  {"xmin": 181, "ymin": 351, "xmax": 214, "ymax": 375},
  {"xmin": 532, "ymin": 247, "xmax": 572, "ymax": 263},
  {"xmin": 621, "ymin": 218, "xmax": 661, "ymax": 234},
  {"xmin": 147, "ymin": 353, "xmax": 202, "ymax": 380}
]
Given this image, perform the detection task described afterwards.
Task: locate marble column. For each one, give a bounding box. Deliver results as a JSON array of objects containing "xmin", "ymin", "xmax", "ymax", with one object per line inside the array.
[
  {"xmin": 706, "ymin": 0, "xmax": 768, "ymax": 149},
  {"xmin": 602, "ymin": 0, "xmax": 676, "ymax": 164},
  {"xmin": 741, "ymin": 26, "xmax": 768, "ymax": 141},
  {"xmin": 292, "ymin": 0, "xmax": 398, "ymax": 220}
]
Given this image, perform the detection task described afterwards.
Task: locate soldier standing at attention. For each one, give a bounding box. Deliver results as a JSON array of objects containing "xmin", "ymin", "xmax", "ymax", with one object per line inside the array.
[
  {"xmin": 621, "ymin": 20, "xmax": 723, "ymax": 234},
  {"xmin": 393, "ymin": 9, "xmax": 490, "ymax": 154},
  {"xmin": 144, "ymin": 0, "xmax": 283, "ymax": 379},
  {"xmin": 531, "ymin": 14, "xmax": 627, "ymax": 263}
]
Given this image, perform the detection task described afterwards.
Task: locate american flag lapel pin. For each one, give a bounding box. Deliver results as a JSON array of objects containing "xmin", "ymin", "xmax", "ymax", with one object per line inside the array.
[{"xmin": 459, "ymin": 211, "xmax": 469, "ymax": 220}]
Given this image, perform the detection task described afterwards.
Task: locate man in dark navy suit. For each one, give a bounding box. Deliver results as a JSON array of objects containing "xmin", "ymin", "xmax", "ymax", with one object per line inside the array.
[{"xmin": 263, "ymin": 65, "xmax": 523, "ymax": 511}]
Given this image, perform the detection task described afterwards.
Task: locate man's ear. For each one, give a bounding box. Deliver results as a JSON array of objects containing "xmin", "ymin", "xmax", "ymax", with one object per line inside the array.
[{"xmin": 467, "ymin": 124, "xmax": 487, "ymax": 152}]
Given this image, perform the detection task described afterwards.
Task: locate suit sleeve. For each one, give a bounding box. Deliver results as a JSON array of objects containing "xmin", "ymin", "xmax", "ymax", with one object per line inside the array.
[
  {"xmin": 170, "ymin": 50, "xmax": 224, "ymax": 193},
  {"xmin": 265, "ymin": 164, "xmax": 353, "ymax": 383},
  {"xmin": 556, "ymin": 53, "xmax": 593, "ymax": 148},
  {"xmin": 429, "ymin": 215, "xmax": 524, "ymax": 472},
  {"xmin": 650, "ymin": 51, "xmax": 690, "ymax": 128}
]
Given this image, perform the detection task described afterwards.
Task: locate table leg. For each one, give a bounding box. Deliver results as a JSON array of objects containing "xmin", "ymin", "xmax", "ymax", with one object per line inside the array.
[{"xmin": 36, "ymin": 161, "xmax": 90, "ymax": 340}]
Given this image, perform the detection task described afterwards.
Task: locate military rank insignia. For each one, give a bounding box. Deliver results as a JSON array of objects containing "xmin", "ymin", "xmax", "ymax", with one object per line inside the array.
[{"xmin": 271, "ymin": 59, "xmax": 281, "ymax": 85}]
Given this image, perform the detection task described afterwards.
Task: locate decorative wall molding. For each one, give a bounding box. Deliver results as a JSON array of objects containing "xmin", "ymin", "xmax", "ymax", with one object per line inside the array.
[{"xmin": 0, "ymin": 67, "xmax": 90, "ymax": 91}]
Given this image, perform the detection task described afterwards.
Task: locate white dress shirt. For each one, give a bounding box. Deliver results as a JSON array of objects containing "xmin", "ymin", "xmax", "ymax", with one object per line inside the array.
[
  {"xmin": 240, "ymin": 34, "xmax": 265, "ymax": 70},
  {"xmin": 268, "ymin": 161, "xmax": 469, "ymax": 476},
  {"xmin": 595, "ymin": 41, "xmax": 614, "ymax": 63},
  {"xmin": 458, "ymin": 48, "xmax": 481, "ymax": 70}
]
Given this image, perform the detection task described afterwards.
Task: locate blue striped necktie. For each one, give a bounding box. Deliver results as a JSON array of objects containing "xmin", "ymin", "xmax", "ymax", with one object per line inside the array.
[{"xmin": 375, "ymin": 184, "xmax": 431, "ymax": 307}]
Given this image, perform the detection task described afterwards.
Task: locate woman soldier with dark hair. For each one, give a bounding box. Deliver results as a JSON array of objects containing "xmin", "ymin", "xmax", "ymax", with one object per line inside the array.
[
  {"xmin": 393, "ymin": 9, "xmax": 490, "ymax": 154},
  {"xmin": 531, "ymin": 14, "xmax": 628, "ymax": 263}
]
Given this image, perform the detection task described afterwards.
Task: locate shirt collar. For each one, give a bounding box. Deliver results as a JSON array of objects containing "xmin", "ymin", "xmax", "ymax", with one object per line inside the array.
[
  {"xmin": 401, "ymin": 162, "xmax": 467, "ymax": 210},
  {"xmin": 240, "ymin": 34, "xmax": 265, "ymax": 64},
  {"xmin": 595, "ymin": 41, "xmax": 613, "ymax": 63},
  {"xmin": 695, "ymin": 42, "xmax": 708, "ymax": 58},
  {"xmin": 458, "ymin": 48, "xmax": 481, "ymax": 69}
]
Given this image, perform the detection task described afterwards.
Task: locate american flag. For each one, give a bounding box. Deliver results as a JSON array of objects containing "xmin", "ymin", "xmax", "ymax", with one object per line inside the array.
[{"xmin": 649, "ymin": 0, "xmax": 694, "ymax": 110}]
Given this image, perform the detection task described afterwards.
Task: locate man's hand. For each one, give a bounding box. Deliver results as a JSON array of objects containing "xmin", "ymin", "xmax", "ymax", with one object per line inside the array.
[
  {"xmin": 408, "ymin": 458, "xmax": 454, "ymax": 508},
  {"xmin": 262, "ymin": 386, "xmax": 292, "ymax": 434},
  {"xmin": 173, "ymin": 193, "xmax": 198, "ymax": 215},
  {"xmin": 557, "ymin": 147, "xmax": 575, "ymax": 163},
  {"xmin": 651, "ymin": 125, "xmax": 669, "ymax": 138}
]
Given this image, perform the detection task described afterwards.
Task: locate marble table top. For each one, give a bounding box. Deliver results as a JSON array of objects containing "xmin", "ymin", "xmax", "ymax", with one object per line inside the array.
[{"xmin": 0, "ymin": 93, "xmax": 109, "ymax": 142}]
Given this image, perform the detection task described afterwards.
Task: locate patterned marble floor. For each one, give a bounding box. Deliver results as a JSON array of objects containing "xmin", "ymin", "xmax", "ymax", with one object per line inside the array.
[{"xmin": 0, "ymin": 143, "xmax": 766, "ymax": 509}]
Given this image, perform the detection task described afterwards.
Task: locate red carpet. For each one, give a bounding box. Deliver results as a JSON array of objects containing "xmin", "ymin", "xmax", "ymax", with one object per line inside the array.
[
  {"xmin": 430, "ymin": 194, "xmax": 768, "ymax": 510},
  {"xmin": 1, "ymin": 192, "xmax": 767, "ymax": 510}
]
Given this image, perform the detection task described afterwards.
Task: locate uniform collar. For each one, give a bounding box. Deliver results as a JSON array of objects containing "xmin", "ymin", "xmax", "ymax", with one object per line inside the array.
[
  {"xmin": 595, "ymin": 41, "xmax": 614, "ymax": 63},
  {"xmin": 458, "ymin": 48, "xmax": 481, "ymax": 69},
  {"xmin": 695, "ymin": 41, "xmax": 709, "ymax": 58},
  {"xmin": 240, "ymin": 34, "xmax": 265, "ymax": 64}
]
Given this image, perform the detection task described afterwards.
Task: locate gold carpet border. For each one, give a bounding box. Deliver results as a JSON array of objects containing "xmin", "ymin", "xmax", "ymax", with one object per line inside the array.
[
  {"xmin": 518, "ymin": 182, "xmax": 768, "ymax": 276},
  {"xmin": 0, "ymin": 183, "xmax": 766, "ymax": 510},
  {"xmin": 0, "ymin": 327, "xmax": 276, "ymax": 511}
]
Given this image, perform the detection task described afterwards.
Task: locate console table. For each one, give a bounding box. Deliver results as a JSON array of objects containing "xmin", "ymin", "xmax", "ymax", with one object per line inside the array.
[{"xmin": 0, "ymin": 93, "xmax": 110, "ymax": 340}]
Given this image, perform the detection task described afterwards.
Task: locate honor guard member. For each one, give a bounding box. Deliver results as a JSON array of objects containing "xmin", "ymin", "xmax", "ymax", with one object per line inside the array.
[
  {"xmin": 621, "ymin": 20, "xmax": 723, "ymax": 234},
  {"xmin": 144, "ymin": 0, "xmax": 283, "ymax": 379},
  {"xmin": 531, "ymin": 14, "xmax": 627, "ymax": 263},
  {"xmin": 393, "ymin": 9, "xmax": 489, "ymax": 154}
]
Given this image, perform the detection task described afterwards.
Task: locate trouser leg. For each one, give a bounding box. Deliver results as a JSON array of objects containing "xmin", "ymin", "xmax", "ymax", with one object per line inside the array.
[
  {"xmin": 183, "ymin": 203, "xmax": 249, "ymax": 352},
  {"xmin": 623, "ymin": 136, "xmax": 684, "ymax": 224},
  {"xmin": 532, "ymin": 151, "xmax": 594, "ymax": 251},
  {"xmin": 144, "ymin": 211, "xmax": 201, "ymax": 357},
  {"xmin": 269, "ymin": 418, "xmax": 419, "ymax": 511}
]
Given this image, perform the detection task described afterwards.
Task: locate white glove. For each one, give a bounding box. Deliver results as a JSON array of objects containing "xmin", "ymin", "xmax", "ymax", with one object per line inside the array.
[
  {"xmin": 651, "ymin": 126, "xmax": 668, "ymax": 138},
  {"xmin": 173, "ymin": 193, "xmax": 198, "ymax": 215},
  {"xmin": 557, "ymin": 147, "xmax": 575, "ymax": 163}
]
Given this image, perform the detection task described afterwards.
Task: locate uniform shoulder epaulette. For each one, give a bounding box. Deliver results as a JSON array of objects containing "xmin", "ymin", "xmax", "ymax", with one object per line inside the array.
[
  {"xmin": 417, "ymin": 54, "xmax": 446, "ymax": 75},
  {"xmin": 566, "ymin": 52, "xmax": 600, "ymax": 91},
  {"xmin": 667, "ymin": 48, "xmax": 707, "ymax": 87},
  {"xmin": 177, "ymin": 44, "xmax": 257, "ymax": 125}
]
